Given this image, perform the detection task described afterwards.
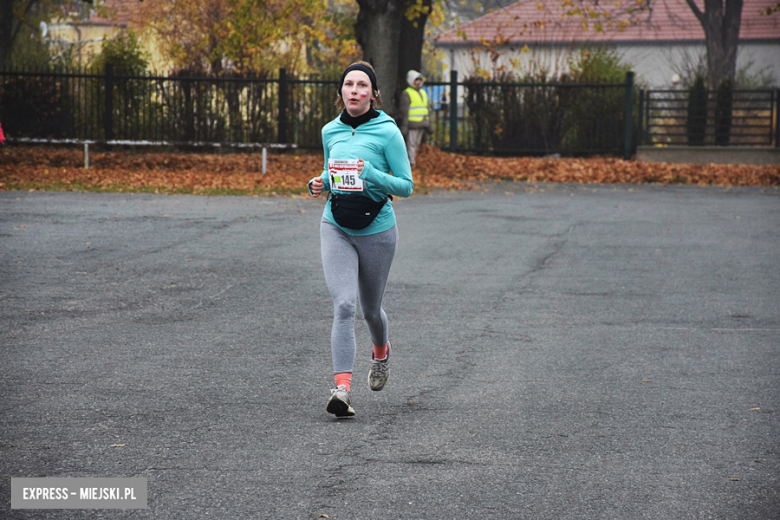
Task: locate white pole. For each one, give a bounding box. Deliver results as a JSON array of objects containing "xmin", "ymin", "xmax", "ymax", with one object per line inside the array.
[
  {"xmin": 262, "ymin": 147, "xmax": 267, "ymax": 174},
  {"xmin": 84, "ymin": 142, "xmax": 89, "ymax": 169}
]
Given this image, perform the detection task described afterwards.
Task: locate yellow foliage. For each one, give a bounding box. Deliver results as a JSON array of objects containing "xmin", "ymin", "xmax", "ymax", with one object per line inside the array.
[
  {"xmin": 428, "ymin": 0, "xmax": 445, "ymax": 27},
  {"xmin": 405, "ymin": 0, "xmax": 431, "ymax": 23},
  {"xmin": 137, "ymin": 0, "xmax": 358, "ymax": 76}
]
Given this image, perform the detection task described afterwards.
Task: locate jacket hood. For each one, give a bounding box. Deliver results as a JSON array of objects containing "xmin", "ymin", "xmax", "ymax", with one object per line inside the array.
[{"xmin": 406, "ymin": 70, "xmax": 424, "ymax": 88}]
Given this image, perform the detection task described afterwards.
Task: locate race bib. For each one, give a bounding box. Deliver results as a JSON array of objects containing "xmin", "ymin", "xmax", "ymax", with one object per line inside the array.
[{"xmin": 328, "ymin": 159, "xmax": 363, "ymax": 191}]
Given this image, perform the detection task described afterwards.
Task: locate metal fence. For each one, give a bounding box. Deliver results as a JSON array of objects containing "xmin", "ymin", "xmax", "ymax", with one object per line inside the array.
[
  {"xmin": 638, "ymin": 89, "xmax": 780, "ymax": 147},
  {"xmin": 0, "ymin": 66, "xmax": 339, "ymax": 148},
  {"xmin": 1, "ymin": 66, "xmax": 638, "ymax": 156},
  {"xmin": 429, "ymin": 73, "xmax": 634, "ymax": 156}
]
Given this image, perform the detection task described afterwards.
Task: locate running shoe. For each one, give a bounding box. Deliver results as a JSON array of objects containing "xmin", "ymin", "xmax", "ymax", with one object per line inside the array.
[
  {"xmin": 326, "ymin": 385, "xmax": 355, "ymax": 417},
  {"xmin": 368, "ymin": 342, "xmax": 391, "ymax": 391}
]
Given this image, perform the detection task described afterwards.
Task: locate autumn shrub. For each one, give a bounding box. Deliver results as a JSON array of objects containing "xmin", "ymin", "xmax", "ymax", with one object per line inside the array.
[
  {"xmin": 463, "ymin": 72, "xmax": 565, "ymax": 154},
  {"xmin": 462, "ymin": 47, "xmax": 635, "ymax": 155},
  {"xmin": 519, "ymin": 84, "xmax": 566, "ymax": 152},
  {"xmin": 88, "ymin": 31, "xmax": 154, "ymax": 140},
  {"xmin": 560, "ymin": 48, "xmax": 635, "ymax": 154},
  {"xmin": 0, "ymin": 74, "xmax": 77, "ymax": 138}
]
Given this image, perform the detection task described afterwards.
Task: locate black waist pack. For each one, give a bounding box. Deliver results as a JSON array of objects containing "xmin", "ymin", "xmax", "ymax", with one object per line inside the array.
[{"xmin": 330, "ymin": 192, "xmax": 390, "ymax": 230}]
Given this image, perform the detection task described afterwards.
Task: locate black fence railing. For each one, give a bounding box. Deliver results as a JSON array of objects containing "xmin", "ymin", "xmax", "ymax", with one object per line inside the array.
[
  {"xmin": 638, "ymin": 89, "xmax": 780, "ymax": 147},
  {"xmin": 428, "ymin": 72, "xmax": 635, "ymax": 157},
  {"xmin": 0, "ymin": 66, "xmax": 339, "ymax": 149},
  {"xmin": 1, "ymin": 67, "xmax": 639, "ymax": 156}
]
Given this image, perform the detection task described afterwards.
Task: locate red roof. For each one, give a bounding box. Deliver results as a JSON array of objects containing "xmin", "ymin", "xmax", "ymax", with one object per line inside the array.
[{"xmin": 434, "ymin": 0, "xmax": 780, "ymax": 45}]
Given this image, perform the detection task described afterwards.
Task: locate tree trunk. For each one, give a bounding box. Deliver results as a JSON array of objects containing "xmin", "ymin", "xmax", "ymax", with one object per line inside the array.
[
  {"xmin": 397, "ymin": 0, "xmax": 432, "ymax": 103},
  {"xmin": 714, "ymin": 77, "xmax": 733, "ymax": 145},
  {"xmin": 356, "ymin": 0, "xmax": 431, "ymax": 118},
  {"xmin": 684, "ymin": 0, "xmax": 743, "ymax": 86},
  {"xmin": 356, "ymin": 0, "xmax": 404, "ymax": 116}
]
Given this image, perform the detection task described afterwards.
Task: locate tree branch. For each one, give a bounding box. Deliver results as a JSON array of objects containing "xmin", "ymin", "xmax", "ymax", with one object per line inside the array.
[
  {"xmin": 10, "ymin": 0, "xmax": 40, "ymax": 47},
  {"xmin": 682, "ymin": 0, "xmax": 706, "ymax": 23}
]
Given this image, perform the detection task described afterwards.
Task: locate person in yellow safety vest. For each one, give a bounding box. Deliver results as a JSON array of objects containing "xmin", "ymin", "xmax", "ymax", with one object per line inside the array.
[{"xmin": 397, "ymin": 70, "xmax": 434, "ymax": 167}]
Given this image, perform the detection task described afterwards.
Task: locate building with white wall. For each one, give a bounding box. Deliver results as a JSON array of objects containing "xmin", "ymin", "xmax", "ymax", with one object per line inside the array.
[{"xmin": 433, "ymin": 0, "xmax": 780, "ymax": 87}]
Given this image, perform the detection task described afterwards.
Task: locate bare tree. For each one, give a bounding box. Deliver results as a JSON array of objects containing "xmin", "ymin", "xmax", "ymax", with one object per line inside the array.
[{"xmin": 682, "ymin": 0, "xmax": 744, "ymax": 85}]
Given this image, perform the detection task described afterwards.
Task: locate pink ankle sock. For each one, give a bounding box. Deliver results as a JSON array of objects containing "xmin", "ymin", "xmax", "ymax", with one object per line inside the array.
[
  {"xmin": 373, "ymin": 343, "xmax": 388, "ymax": 360},
  {"xmin": 334, "ymin": 372, "xmax": 352, "ymax": 391}
]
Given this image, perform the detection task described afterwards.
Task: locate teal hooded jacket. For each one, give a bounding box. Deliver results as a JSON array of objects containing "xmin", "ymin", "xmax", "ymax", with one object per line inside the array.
[{"xmin": 309, "ymin": 110, "xmax": 414, "ymax": 236}]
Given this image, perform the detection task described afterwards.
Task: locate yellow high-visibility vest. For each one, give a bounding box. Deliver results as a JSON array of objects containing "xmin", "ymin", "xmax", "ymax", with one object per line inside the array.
[{"xmin": 405, "ymin": 87, "xmax": 429, "ymax": 122}]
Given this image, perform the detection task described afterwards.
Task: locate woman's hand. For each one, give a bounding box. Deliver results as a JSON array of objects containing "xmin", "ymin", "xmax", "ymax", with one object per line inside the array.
[
  {"xmin": 357, "ymin": 159, "xmax": 364, "ymax": 175},
  {"xmin": 310, "ymin": 177, "xmax": 324, "ymax": 198}
]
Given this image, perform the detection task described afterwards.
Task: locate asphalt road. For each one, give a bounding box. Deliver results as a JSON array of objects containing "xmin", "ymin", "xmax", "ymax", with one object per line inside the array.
[{"xmin": 1, "ymin": 183, "xmax": 779, "ymax": 519}]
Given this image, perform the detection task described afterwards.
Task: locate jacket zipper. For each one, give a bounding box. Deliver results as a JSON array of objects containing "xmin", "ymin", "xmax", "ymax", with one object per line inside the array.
[
  {"xmin": 341, "ymin": 126, "xmax": 357, "ymax": 236},
  {"xmin": 347, "ymin": 127, "xmax": 355, "ymax": 156}
]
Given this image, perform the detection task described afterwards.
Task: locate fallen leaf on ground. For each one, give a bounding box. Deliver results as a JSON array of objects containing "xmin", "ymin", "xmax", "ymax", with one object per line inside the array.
[{"xmin": 2, "ymin": 144, "xmax": 778, "ymax": 195}]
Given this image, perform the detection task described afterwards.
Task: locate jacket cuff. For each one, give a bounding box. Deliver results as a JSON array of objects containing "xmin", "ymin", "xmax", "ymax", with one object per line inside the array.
[{"xmin": 359, "ymin": 160, "xmax": 375, "ymax": 183}]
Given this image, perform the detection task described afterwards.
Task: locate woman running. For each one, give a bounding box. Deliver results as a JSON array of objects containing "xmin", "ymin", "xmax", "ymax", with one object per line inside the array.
[{"xmin": 308, "ymin": 61, "xmax": 414, "ymax": 417}]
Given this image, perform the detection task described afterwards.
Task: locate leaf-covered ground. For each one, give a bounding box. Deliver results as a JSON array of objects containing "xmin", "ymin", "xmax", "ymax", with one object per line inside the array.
[{"xmin": 1, "ymin": 144, "xmax": 778, "ymax": 195}]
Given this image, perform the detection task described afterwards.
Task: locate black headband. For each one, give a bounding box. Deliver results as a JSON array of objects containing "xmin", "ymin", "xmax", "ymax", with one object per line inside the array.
[{"xmin": 338, "ymin": 64, "xmax": 378, "ymax": 96}]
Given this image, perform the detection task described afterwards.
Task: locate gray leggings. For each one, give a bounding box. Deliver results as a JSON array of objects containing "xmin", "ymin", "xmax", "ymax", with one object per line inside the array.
[{"xmin": 320, "ymin": 219, "xmax": 398, "ymax": 374}]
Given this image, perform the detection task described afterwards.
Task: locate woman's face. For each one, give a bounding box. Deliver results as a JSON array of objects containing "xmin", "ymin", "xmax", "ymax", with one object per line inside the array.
[{"xmin": 341, "ymin": 70, "xmax": 374, "ymax": 117}]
